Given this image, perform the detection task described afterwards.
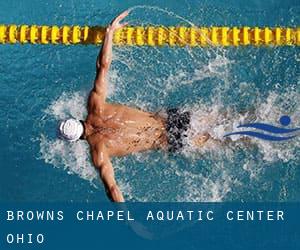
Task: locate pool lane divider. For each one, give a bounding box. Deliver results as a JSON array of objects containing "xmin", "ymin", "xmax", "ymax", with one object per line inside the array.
[{"xmin": 0, "ymin": 25, "xmax": 299, "ymax": 46}]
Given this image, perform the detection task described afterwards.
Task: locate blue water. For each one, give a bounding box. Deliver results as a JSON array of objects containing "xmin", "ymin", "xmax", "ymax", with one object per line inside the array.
[{"xmin": 0, "ymin": 0, "xmax": 299, "ymax": 202}]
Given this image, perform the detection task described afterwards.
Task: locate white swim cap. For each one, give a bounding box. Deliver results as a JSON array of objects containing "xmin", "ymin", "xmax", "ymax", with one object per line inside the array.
[{"xmin": 58, "ymin": 118, "xmax": 84, "ymax": 142}]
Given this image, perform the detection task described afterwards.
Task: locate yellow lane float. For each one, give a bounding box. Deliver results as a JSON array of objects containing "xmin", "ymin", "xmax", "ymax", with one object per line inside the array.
[{"xmin": 0, "ymin": 25, "xmax": 299, "ymax": 46}]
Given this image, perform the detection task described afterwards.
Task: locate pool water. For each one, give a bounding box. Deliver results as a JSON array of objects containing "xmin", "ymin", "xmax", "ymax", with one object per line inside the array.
[{"xmin": 0, "ymin": 0, "xmax": 299, "ymax": 202}]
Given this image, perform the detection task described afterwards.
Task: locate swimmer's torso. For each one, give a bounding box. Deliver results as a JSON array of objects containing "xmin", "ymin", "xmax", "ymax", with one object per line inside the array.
[{"xmin": 85, "ymin": 92, "xmax": 167, "ymax": 156}]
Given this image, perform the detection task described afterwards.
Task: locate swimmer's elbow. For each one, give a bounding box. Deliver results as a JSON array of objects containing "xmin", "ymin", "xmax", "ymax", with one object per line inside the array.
[
  {"xmin": 92, "ymin": 156, "xmax": 104, "ymax": 169},
  {"xmin": 96, "ymin": 57, "xmax": 110, "ymax": 72},
  {"xmin": 100, "ymin": 58, "xmax": 111, "ymax": 70}
]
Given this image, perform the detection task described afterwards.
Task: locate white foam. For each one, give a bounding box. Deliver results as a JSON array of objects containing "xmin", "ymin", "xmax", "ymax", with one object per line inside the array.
[
  {"xmin": 39, "ymin": 134, "xmax": 97, "ymax": 183},
  {"xmin": 45, "ymin": 92, "xmax": 87, "ymax": 120},
  {"xmin": 39, "ymin": 92, "xmax": 98, "ymax": 185}
]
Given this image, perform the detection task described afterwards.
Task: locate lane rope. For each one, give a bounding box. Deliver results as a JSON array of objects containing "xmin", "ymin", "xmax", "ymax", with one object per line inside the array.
[{"xmin": 0, "ymin": 25, "xmax": 299, "ymax": 46}]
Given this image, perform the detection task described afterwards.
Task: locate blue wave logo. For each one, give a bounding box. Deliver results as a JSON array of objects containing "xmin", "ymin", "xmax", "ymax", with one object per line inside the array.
[{"xmin": 224, "ymin": 116, "xmax": 300, "ymax": 141}]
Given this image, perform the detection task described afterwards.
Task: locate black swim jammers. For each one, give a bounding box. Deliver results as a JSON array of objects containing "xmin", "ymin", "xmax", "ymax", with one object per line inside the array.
[{"xmin": 166, "ymin": 108, "xmax": 191, "ymax": 153}]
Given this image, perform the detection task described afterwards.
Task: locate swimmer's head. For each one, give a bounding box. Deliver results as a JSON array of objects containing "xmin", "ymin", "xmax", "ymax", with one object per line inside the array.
[{"xmin": 57, "ymin": 118, "xmax": 84, "ymax": 142}]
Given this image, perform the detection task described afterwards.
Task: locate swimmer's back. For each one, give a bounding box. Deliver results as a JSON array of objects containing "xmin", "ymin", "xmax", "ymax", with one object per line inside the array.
[{"xmin": 86, "ymin": 102, "xmax": 168, "ymax": 156}]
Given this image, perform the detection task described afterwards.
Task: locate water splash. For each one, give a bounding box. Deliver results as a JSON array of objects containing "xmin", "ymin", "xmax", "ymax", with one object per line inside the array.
[
  {"xmin": 39, "ymin": 88, "xmax": 300, "ymax": 202},
  {"xmin": 37, "ymin": 6, "xmax": 300, "ymax": 202},
  {"xmin": 39, "ymin": 134, "xmax": 97, "ymax": 184}
]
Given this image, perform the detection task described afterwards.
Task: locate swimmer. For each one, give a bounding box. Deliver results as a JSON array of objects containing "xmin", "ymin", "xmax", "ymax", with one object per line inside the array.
[{"xmin": 58, "ymin": 11, "xmax": 211, "ymax": 202}]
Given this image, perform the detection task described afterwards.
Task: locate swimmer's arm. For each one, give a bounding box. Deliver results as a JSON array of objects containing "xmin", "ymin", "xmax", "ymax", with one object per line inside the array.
[
  {"xmin": 94, "ymin": 11, "xmax": 129, "ymax": 99},
  {"xmin": 92, "ymin": 144, "xmax": 125, "ymax": 202},
  {"xmin": 93, "ymin": 29, "xmax": 112, "ymax": 99}
]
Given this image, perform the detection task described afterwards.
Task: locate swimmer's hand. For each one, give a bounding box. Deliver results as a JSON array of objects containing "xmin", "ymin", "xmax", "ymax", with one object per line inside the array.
[{"xmin": 107, "ymin": 10, "xmax": 129, "ymax": 33}]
